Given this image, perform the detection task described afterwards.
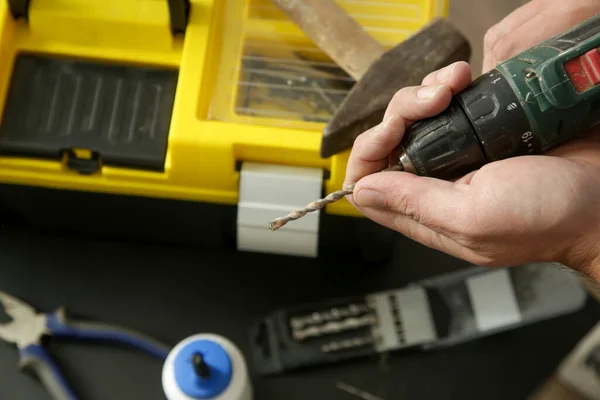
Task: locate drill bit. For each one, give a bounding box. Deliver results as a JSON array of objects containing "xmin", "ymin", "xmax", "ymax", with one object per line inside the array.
[
  {"xmin": 292, "ymin": 314, "xmax": 378, "ymax": 340},
  {"xmin": 268, "ymin": 164, "xmax": 403, "ymax": 231},
  {"xmin": 268, "ymin": 184, "xmax": 355, "ymax": 231}
]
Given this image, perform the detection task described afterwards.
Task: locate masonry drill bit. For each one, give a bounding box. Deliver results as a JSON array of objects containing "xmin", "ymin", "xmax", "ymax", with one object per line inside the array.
[
  {"xmin": 268, "ymin": 164, "xmax": 403, "ymax": 231},
  {"xmin": 268, "ymin": 184, "xmax": 355, "ymax": 231}
]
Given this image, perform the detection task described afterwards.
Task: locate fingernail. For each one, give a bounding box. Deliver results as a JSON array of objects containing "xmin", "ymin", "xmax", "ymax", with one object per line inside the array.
[
  {"xmin": 356, "ymin": 189, "xmax": 386, "ymax": 208},
  {"xmin": 417, "ymin": 85, "xmax": 443, "ymax": 99}
]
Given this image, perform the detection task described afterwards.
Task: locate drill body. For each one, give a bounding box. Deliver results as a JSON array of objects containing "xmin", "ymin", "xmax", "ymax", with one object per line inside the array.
[{"xmin": 398, "ymin": 14, "xmax": 600, "ymax": 180}]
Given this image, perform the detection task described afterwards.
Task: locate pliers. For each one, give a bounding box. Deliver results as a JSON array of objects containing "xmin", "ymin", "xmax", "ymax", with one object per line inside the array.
[{"xmin": 0, "ymin": 291, "xmax": 171, "ymax": 400}]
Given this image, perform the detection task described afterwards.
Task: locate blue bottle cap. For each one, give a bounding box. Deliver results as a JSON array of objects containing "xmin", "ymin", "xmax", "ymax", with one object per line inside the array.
[{"xmin": 173, "ymin": 339, "xmax": 233, "ymax": 399}]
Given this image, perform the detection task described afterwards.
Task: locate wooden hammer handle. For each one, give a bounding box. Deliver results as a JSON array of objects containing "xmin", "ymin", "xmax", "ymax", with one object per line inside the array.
[{"xmin": 272, "ymin": 0, "xmax": 386, "ymax": 80}]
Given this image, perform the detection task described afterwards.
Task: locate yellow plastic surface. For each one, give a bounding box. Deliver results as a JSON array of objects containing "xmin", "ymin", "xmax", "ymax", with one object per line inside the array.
[
  {"xmin": 29, "ymin": 0, "xmax": 175, "ymax": 52},
  {"xmin": 0, "ymin": 0, "xmax": 448, "ymax": 217}
]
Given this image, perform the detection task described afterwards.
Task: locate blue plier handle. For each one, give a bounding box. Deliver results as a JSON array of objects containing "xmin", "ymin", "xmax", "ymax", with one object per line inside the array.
[{"xmin": 0, "ymin": 292, "xmax": 170, "ymax": 400}]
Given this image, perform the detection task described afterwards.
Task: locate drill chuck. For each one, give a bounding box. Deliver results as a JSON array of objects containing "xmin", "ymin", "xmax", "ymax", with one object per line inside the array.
[{"xmin": 396, "ymin": 69, "xmax": 533, "ymax": 181}]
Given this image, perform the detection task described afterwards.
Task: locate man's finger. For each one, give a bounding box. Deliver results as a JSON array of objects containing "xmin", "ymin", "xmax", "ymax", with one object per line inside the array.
[
  {"xmin": 383, "ymin": 84, "xmax": 454, "ymax": 124},
  {"xmin": 421, "ymin": 61, "xmax": 473, "ymax": 93},
  {"xmin": 352, "ymin": 171, "xmax": 472, "ymax": 237},
  {"xmin": 344, "ymin": 84, "xmax": 453, "ymax": 187},
  {"xmin": 343, "ymin": 115, "xmax": 405, "ymax": 189}
]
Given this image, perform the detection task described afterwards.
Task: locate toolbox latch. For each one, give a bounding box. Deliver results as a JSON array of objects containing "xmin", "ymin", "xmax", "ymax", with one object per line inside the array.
[
  {"xmin": 64, "ymin": 149, "xmax": 101, "ymax": 175},
  {"xmin": 237, "ymin": 162, "xmax": 323, "ymax": 258},
  {"xmin": 7, "ymin": 0, "xmax": 29, "ymax": 19},
  {"xmin": 168, "ymin": 0, "xmax": 191, "ymax": 34}
]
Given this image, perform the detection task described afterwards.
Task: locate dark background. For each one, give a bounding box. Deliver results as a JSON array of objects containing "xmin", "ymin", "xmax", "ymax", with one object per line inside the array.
[
  {"xmin": 0, "ymin": 2, "xmax": 595, "ymax": 399},
  {"xmin": 0, "ymin": 226, "xmax": 598, "ymax": 400}
]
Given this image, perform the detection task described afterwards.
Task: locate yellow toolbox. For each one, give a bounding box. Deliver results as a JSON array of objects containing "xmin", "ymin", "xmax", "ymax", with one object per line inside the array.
[{"xmin": 0, "ymin": 0, "xmax": 448, "ymax": 259}]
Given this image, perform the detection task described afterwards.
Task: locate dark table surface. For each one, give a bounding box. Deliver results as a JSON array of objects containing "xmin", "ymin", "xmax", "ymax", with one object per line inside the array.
[{"xmin": 0, "ymin": 227, "xmax": 598, "ymax": 400}]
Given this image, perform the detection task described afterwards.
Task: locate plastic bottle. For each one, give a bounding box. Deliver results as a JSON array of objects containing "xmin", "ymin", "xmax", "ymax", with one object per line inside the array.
[{"xmin": 162, "ymin": 334, "xmax": 253, "ymax": 400}]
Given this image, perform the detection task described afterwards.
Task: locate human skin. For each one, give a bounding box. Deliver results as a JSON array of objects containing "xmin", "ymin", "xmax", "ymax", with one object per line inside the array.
[{"xmin": 343, "ymin": 1, "xmax": 600, "ymax": 281}]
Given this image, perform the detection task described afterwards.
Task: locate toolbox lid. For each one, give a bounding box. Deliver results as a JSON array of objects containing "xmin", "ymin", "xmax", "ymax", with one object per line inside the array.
[{"xmin": 173, "ymin": 339, "xmax": 233, "ymax": 399}]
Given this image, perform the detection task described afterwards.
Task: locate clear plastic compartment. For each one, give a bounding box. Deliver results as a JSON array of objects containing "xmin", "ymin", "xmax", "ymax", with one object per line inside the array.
[{"xmin": 209, "ymin": 0, "xmax": 449, "ymax": 129}]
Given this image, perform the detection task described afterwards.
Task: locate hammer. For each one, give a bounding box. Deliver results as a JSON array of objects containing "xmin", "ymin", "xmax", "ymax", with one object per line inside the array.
[{"xmin": 271, "ymin": 0, "xmax": 471, "ymax": 157}]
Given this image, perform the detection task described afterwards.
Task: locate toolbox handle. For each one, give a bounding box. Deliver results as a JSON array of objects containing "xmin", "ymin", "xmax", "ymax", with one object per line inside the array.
[{"xmin": 7, "ymin": 0, "xmax": 191, "ymax": 34}]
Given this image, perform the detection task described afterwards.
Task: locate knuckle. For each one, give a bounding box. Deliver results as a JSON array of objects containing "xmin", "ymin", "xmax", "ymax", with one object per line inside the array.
[
  {"xmin": 483, "ymin": 26, "xmax": 514, "ymax": 64},
  {"xmin": 353, "ymin": 127, "xmax": 381, "ymax": 152},
  {"xmin": 352, "ymin": 130, "xmax": 369, "ymax": 148},
  {"xmin": 362, "ymin": 133, "xmax": 387, "ymax": 154},
  {"xmin": 483, "ymin": 26, "xmax": 499, "ymax": 52},
  {"xmin": 389, "ymin": 86, "xmax": 417, "ymax": 108},
  {"xmin": 491, "ymin": 39, "xmax": 514, "ymax": 64}
]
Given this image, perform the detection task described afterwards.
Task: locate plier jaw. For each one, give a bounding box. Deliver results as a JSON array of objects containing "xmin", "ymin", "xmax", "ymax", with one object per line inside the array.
[{"xmin": 0, "ymin": 291, "xmax": 48, "ymax": 348}]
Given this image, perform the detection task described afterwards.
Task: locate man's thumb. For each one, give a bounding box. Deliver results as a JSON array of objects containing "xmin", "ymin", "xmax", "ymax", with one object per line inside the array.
[{"xmin": 352, "ymin": 171, "xmax": 470, "ymax": 234}]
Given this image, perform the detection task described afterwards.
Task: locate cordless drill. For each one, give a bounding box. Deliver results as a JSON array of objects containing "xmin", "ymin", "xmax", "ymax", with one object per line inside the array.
[{"xmin": 395, "ymin": 13, "xmax": 600, "ymax": 180}]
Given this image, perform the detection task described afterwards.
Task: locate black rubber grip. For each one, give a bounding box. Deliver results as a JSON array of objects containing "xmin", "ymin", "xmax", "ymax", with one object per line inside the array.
[{"xmin": 399, "ymin": 69, "xmax": 532, "ymax": 180}]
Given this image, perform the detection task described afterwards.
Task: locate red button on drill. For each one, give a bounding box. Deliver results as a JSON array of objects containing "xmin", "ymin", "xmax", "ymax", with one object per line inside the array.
[
  {"xmin": 564, "ymin": 47, "xmax": 600, "ymax": 93},
  {"xmin": 582, "ymin": 48, "xmax": 600, "ymax": 84}
]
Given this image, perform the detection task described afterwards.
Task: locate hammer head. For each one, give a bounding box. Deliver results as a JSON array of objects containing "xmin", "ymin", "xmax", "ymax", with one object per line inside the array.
[{"xmin": 320, "ymin": 18, "xmax": 471, "ymax": 158}]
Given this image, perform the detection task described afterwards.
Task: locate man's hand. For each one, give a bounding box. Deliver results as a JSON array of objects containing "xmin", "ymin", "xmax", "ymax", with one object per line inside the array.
[
  {"xmin": 482, "ymin": 0, "xmax": 600, "ymax": 72},
  {"xmin": 343, "ymin": 62, "xmax": 600, "ymax": 281}
]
